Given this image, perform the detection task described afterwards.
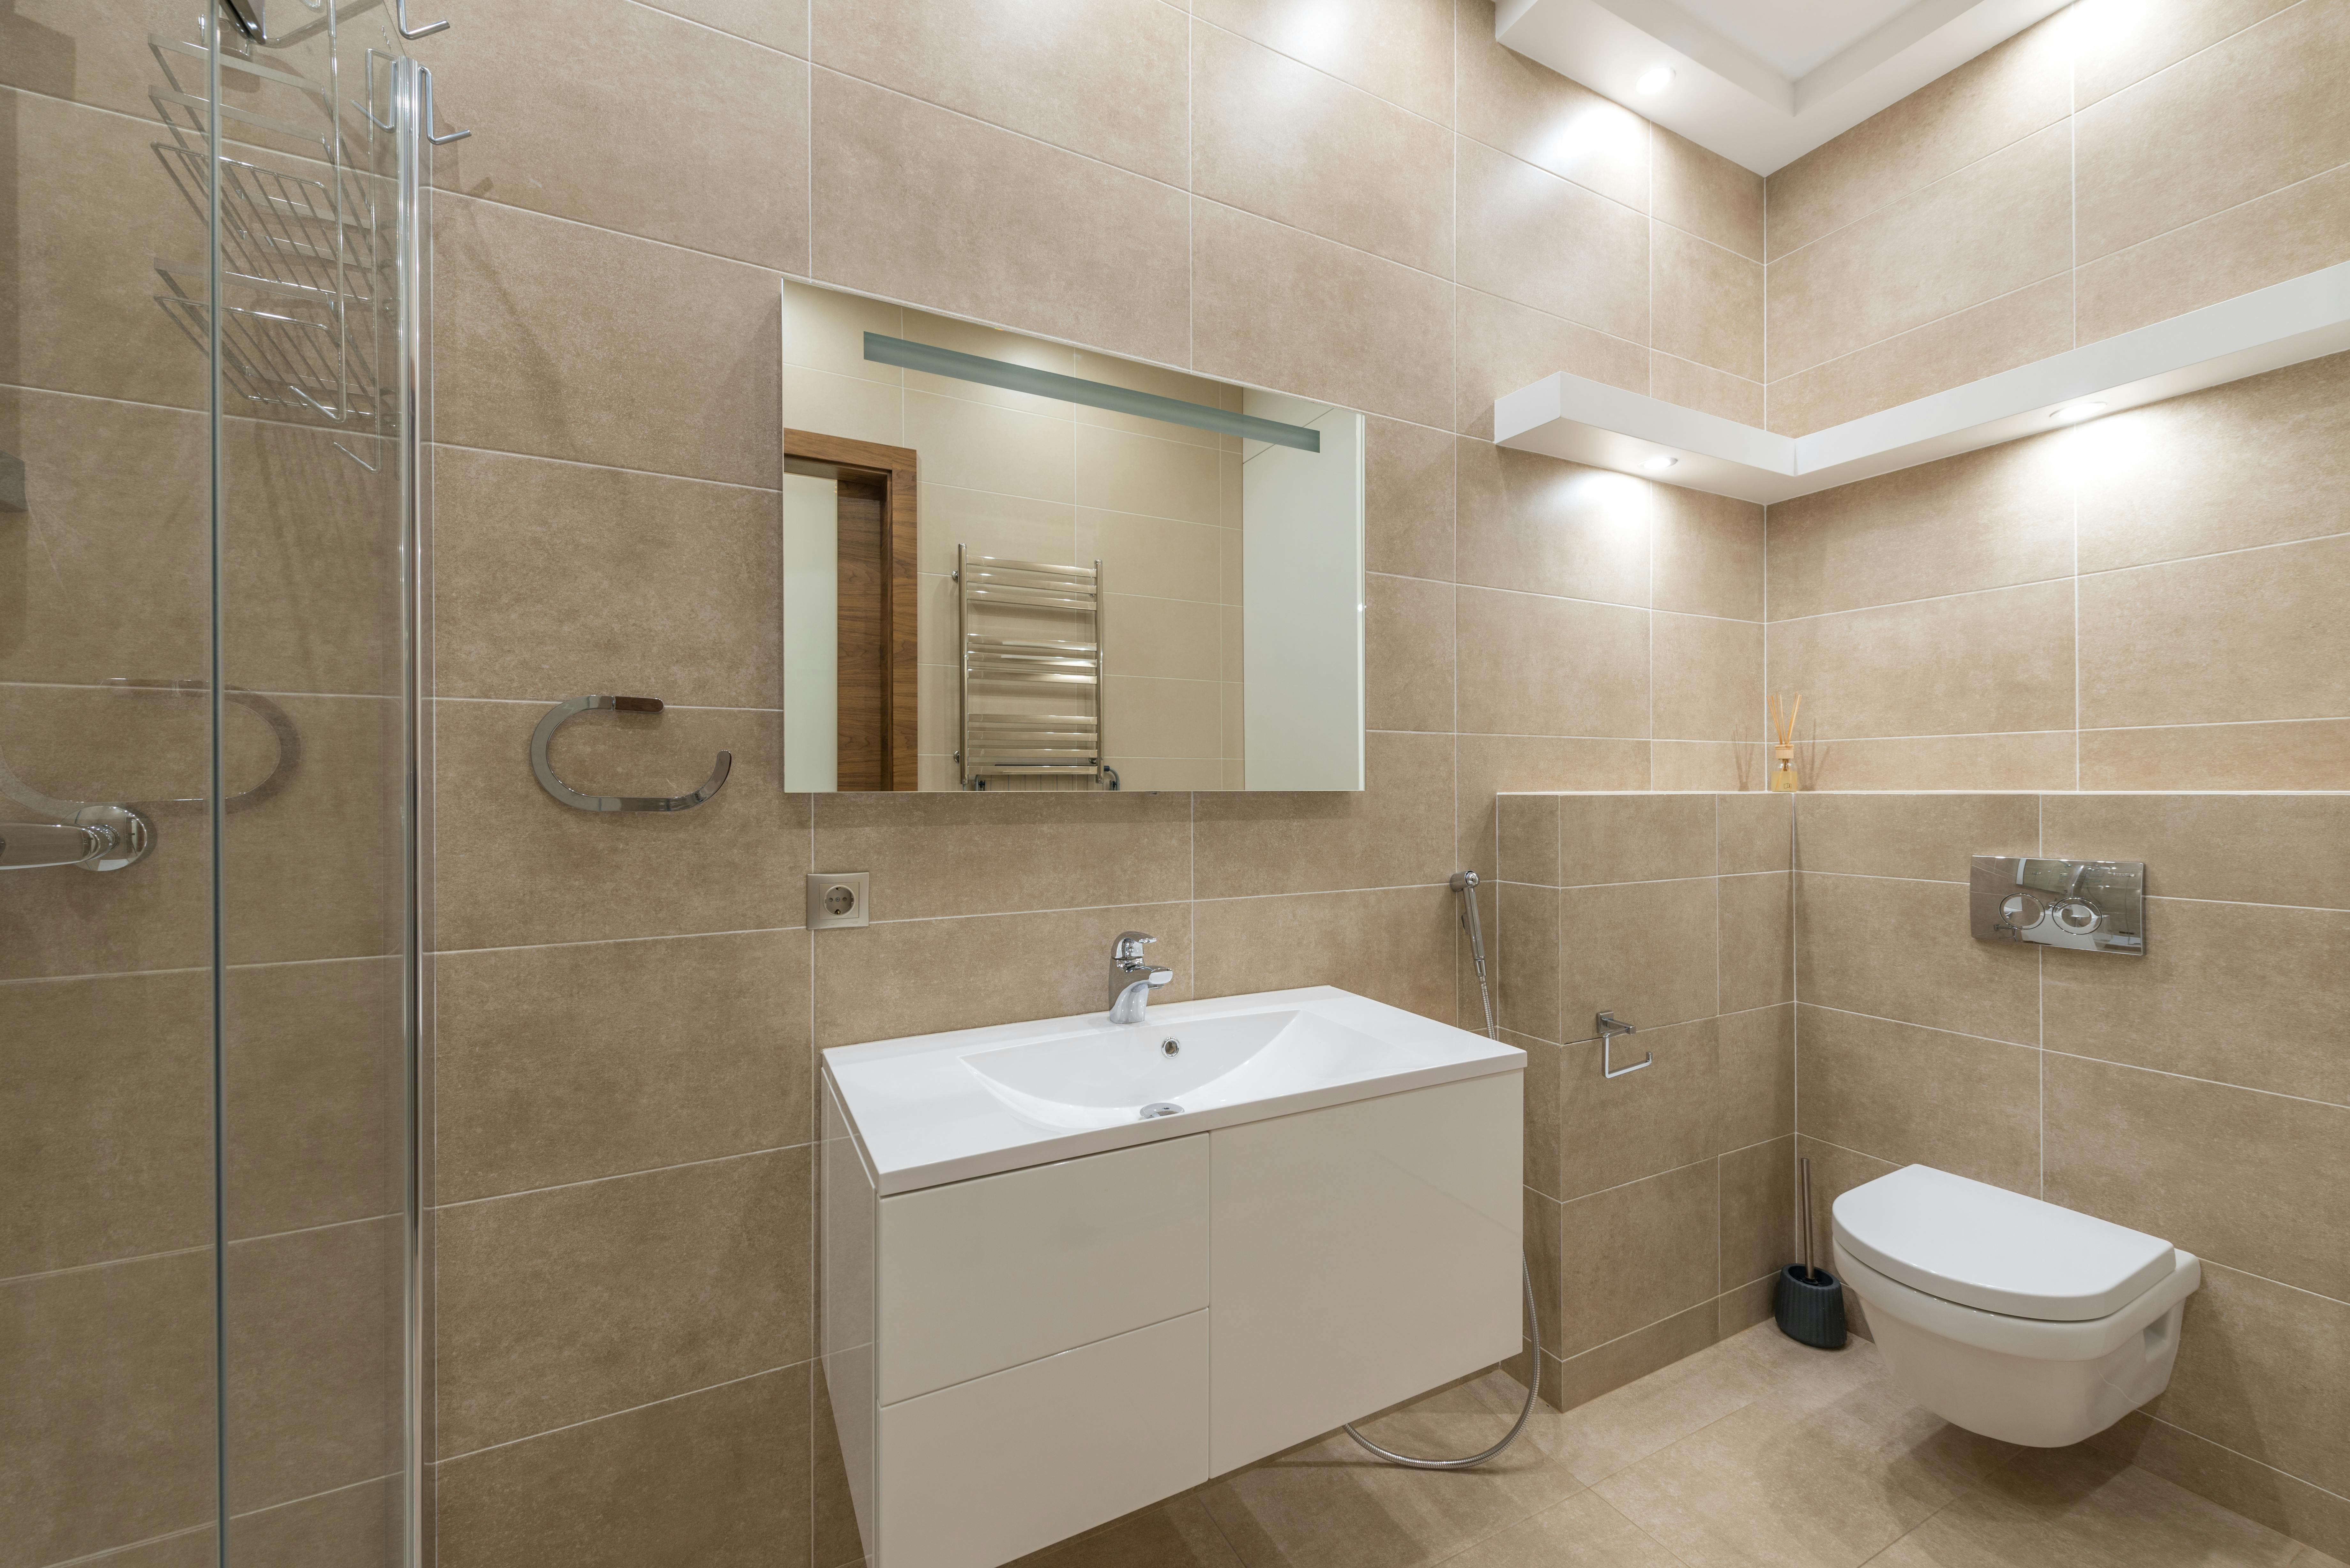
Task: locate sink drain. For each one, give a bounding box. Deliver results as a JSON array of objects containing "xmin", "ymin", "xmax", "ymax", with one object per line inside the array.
[{"xmin": 1138, "ymin": 1102, "xmax": 1183, "ymax": 1119}]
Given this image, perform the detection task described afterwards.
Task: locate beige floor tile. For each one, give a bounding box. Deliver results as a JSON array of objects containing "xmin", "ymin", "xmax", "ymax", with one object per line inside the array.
[
  {"xmin": 1007, "ymin": 1493, "xmax": 1246, "ymax": 1568},
  {"xmin": 1442, "ymin": 1490, "xmax": 1683, "ymax": 1568},
  {"xmin": 1595, "ymin": 1368, "xmax": 2017, "ymax": 1568}
]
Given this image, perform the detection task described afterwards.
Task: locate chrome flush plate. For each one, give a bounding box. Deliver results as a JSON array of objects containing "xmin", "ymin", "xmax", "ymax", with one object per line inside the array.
[{"xmin": 1970, "ymin": 856, "xmax": 2144, "ymax": 955}]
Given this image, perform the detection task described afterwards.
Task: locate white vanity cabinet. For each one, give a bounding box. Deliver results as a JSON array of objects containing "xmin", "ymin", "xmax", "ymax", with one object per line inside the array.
[{"xmin": 821, "ymin": 1019, "xmax": 1520, "ymax": 1568}]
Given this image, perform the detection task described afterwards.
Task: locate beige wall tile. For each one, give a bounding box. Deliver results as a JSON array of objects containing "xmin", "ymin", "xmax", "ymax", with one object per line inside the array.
[
  {"xmin": 1455, "ymin": 289, "xmax": 1652, "ymax": 438},
  {"xmin": 2042, "ymin": 792, "xmax": 2350, "ymax": 908},
  {"xmin": 1194, "ymin": 731, "xmax": 1454, "ymax": 897},
  {"xmin": 435, "ymin": 197, "xmax": 780, "ymax": 488},
  {"xmin": 0, "ymin": 88, "xmax": 209, "ymax": 412},
  {"xmin": 1719, "ymin": 1136, "xmax": 1795, "ymax": 1290},
  {"xmin": 2080, "ymin": 718, "xmax": 2350, "ymax": 790},
  {"xmin": 1717, "ymin": 792, "xmax": 1794, "ymax": 876},
  {"xmin": 0, "ymin": 969, "xmax": 209, "ymax": 1278},
  {"xmin": 812, "ymin": 0, "xmax": 1186, "ymax": 182},
  {"xmin": 2079, "ymin": 535, "xmax": 2350, "ymax": 728},
  {"xmin": 2154, "ymin": 1261, "xmax": 2350, "ymax": 1499},
  {"xmin": 1768, "ymin": 126, "xmax": 2071, "ymax": 381},
  {"xmin": 436, "ymin": 1150, "xmax": 809, "ymax": 1455},
  {"xmin": 2074, "ymin": 354, "xmax": 2350, "ymax": 575},
  {"xmin": 1555, "ymin": 1162, "xmax": 1719, "ymax": 1357},
  {"xmin": 2045, "ymin": 1052, "xmax": 2350, "ymax": 1301},
  {"xmin": 1365, "ymin": 417, "xmax": 1457, "ymax": 580},
  {"xmin": 437, "ymin": 1366, "xmax": 810, "ymax": 1568},
  {"xmin": 1197, "ymin": 0, "xmax": 1454, "ymax": 123},
  {"xmin": 1076, "ymin": 425, "xmax": 1220, "ymax": 525},
  {"xmin": 1458, "ymin": 740, "xmax": 1654, "ymax": 880},
  {"xmin": 1365, "ymin": 573, "xmax": 1457, "ymax": 732},
  {"xmin": 1796, "ymin": 874, "xmax": 2040, "ymax": 1044},
  {"xmin": 1457, "ymin": 589, "xmax": 1651, "ymax": 739},
  {"xmin": 435, "ymin": 931, "xmax": 812, "ymax": 1204},
  {"xmin": 2076, "ymin": 0, "xmax": 2350, "ymax": 264},
  {"xmin": 224, "ymin": 958, "xmax": 406, "ymax": 1243},
  {"xmin": 1458, "ymin": 138, "xmax": 1649, "ymax": 343},
  {"xmin": 2089, "ymin": 1410, "xmax": 2350, "ymax": 1561},
  {"xmin": 1516, "ymin": 1029, "xmax": 1561, "ymax": 1199},
  {"xmin": 429, "ymin": 0, "xmax": 809, "ymax": 268},
  {"xmin": 819, "ymin": 793, "xmax": 1190, "ymax": 920},
  {"xmin": 1192, "ymin": 25, "xmax": 1453, "ymax": 275},
  {"xmin": 2047, "ymin": 898, "xmax": 2349, "ymax": 1106},
  {"xmin": 1654, "ymin": 614, "xmax": 1764, "ymax": 745},
  {"xmin": 1457, "ymin": 442, "xmax": 1652, "ymax": 606},
  {"xmin": 1653, "ymin": 129, "xmax": 1764, "ymax": 261},
  {"xmin": 1193, "ymin": 200, "xmax": 1454, "ymax": 428},
  {"xmin": 227, "ymin": 1478, "xmax": 398, "ymax": 1568},
  {"xmin": 224, "ymin": 1218, "xmax": 401, "ymax": 1510},
  {"xmin": 1651, "ymin": 225, "xmax": 1763, "ymax": 381},
  {"xmin": 1718, "ymin": 872, "xmax": 1793, "ymax": 1015},
  {"xmin": 1717, "ymin": 1004, "xmax": 1795, "ymax": 1151},
  {"xmin": 1794, "ymin": 1005, "xmax": 2040, "ymax": 1194},
  {"xmin": 1547, "ymin": 1301, "xmax": 1722, "ymax": 1416},
  {"xmin": 1557, "ymin": 793, "xmax": 1716, "ymax": 885},
  {"xmin": 1192, "ymin": 885, "xmax": 1459, "ymax": 1021},
  {"xmin": 0, "ymin": 1250, "xmax": 214, "ymax": 1568},
  {"xmin": 1500, "ymin": 881, "xmax": 1563, "ymax": 1044},
  {"xmin": 2076, "ymin": 162, "xmax": 2350, "ymax": 344},
  {"xmin": 1078, "ymin": 511, "xmax": 1222, "ymax": 605},
  {"xmin": 904, "ymin": 389, "xmax": 1076, "ymax": 503},
  {"xmin": 1764, "ymin": 438, "xmax": 2074, "ymax": 622},
  {"xmin": 812, "ymin": 73, "xmax": 1190, "ymax": 366},
  {"xmin": 1763, "ymin": 275, "xmax": 2074, "ymax": 436},
  {"xmin": 1561, "ymin": 878, "xmax": 1717, "ymax": 1035},
  {"xmin": 1792, "ymin": 792, "xmax": 2038, "ymax": 883},
  {"xmin": 432, "ymin": 703, "xmax": 806, "ymax": 952},
  {"xmin": 1763, "ymin": 21, "xmax": 2072, "ymax": 262},
  {"xmin": 1650, "ymin": 355, "xmax": 1767, "ymax": 426},
  {"xmin": 1557, "ymin": 1018, "xmax": 1719, "ymax": 1201},
  {"xmin": 433, "ymin": 449, "xmax": 779, "ymax": 707},
  {"xmin": 1106, "ymin": 594, "xmax": 1221, "ymax": 682},
  {"xmin": 1768, "ymin": 580, "xmax": 2075, "ymax": 741},
  {"xmin": 1651, "ymin": 743, "xmax": 1774, "ymax": 793},
  {"xmin": 815, "ymin": 900, "xmax": 1192, "ymax": 1046},
  {"xmin": 1653, "ymin": 486, "xmax": 1764, "ymax": 622},
  {"xmin": 1500, "ymin": 794, "xmax": 1561, "ymax": 887},
  {"xmin": 2070, "ymin": 0, "xmax": 2300, "ymax": 107},
  {"xmin": 1800, "ymin": 732, "xmax": 2079, "ymax": 792},
  {"xmin": 1456, "ymin": 3, "xmax": 1649, "ymax": 213}
]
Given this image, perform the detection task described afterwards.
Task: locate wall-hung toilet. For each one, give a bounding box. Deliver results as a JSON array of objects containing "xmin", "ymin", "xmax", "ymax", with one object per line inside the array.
[{"xmin": 1831, "ymin": 1165, "xmax": 2201, "ymax": 1447}]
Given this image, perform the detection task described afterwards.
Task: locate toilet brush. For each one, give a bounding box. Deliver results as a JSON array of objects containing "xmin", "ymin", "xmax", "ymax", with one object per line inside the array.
[{"xmin": 1776, "ymin": 1156, "xmax": 1847, "ymax": 1349}]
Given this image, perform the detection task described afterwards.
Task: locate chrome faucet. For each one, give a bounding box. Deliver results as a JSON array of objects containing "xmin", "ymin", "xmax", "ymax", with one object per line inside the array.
[{"xmin": 1106, "ymin": 931, "xmax": 1173, "ymax": 1024}]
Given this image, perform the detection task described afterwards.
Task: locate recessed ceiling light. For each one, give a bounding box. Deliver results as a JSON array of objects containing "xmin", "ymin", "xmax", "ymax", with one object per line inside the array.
[
  {"xmin": 1641, "ymin": 454, "xmax": 1679, "ymax": 472},
  {"xmin": 2050, "ymin": 401, "xmax": 2109, "ymax": 421},
  {"xmin": 1635, "ymin": 64, "xmax": 1675, "ymax": 95}
]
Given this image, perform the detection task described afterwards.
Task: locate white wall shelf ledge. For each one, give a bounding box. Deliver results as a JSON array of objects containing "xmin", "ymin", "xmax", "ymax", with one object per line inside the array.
[{"xmin": 1494, "ymin": 263, "xmax": 2350, "ymax": 504}]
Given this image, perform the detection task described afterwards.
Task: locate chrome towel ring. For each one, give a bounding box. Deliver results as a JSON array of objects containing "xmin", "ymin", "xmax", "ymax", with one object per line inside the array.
[{"xmin": 530, "ymin": 695, "xmax": 730, "ymax": 813}]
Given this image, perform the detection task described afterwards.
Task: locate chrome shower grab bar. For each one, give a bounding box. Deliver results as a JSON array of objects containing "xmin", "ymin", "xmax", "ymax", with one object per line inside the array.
[
  {"xmin": 530, "ymin": 695, "xmax": 732, "ymax": 813},
  {"xmin": 1598, "ymin": 1010, "xmax": 1649, "ymax": 1078}
]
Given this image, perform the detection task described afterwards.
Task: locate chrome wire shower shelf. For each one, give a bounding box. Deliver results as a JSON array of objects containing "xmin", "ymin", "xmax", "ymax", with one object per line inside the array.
[
  {"xmin": 957, "ymin": 548, "xmax": 1109, "ymax": 786},
  {"xmin": 146, "ymin": 28, "xmax": 390, "ymax": 427}
]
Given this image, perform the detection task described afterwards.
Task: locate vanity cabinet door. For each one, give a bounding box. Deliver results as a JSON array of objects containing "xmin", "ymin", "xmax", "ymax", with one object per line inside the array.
[
  {"xmin": 1207, "ymin": 1073, "xmax": 1522, "ymax": 1474},
  {"xmin": 877, "ymin": 1132, "xmax": 1209, "ymax": 1403}
]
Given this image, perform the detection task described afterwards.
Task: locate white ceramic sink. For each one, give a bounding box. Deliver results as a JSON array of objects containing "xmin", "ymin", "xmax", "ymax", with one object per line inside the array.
[{"xmin": 823, "ymin": 985, "xmax": 1522, "ymax": 1194}]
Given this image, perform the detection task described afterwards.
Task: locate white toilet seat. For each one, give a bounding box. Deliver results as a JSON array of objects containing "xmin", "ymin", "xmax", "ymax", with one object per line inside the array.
[{"xmin": 1828, "ymin": 1165, "xmax": 2204, "ymax": 1447}]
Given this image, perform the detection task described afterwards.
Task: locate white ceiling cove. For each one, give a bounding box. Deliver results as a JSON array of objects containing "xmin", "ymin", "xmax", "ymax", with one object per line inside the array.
[{"xmin": 1493, "ymin": 0, "xmax": 2073, "ymax": 174}]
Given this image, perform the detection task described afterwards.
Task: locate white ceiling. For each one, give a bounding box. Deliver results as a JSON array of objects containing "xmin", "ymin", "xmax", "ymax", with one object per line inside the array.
[{"xmin": 1493, "ymin": 0, "xmax": 2073, "ymax": 175}]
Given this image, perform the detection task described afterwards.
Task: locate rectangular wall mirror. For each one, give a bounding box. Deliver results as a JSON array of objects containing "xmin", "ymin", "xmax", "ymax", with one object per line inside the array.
[{"xmin": 783, "ymin": 280, "xmax": 1365, "ymax": 792}]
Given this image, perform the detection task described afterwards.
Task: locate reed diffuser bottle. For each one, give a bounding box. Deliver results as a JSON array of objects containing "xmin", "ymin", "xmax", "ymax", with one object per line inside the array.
[{"xmin": 1770, "ymin": 692, "xmax": 1802, "ymax": 792}]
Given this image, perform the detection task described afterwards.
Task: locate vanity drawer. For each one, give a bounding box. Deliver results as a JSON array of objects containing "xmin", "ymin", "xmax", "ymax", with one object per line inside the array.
[
  {"xmin": 877, "ymin": 1309, "xmax": 1209, "ymax": 1568},
  {"xmin": 876, "ymin": 1133, "xmax": 1209, "ymax": 1404}
]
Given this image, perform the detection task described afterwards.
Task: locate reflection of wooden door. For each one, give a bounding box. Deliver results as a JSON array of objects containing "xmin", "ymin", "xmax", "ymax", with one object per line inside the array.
[{"xmin": 785, "ymin": 430, "xmax": 918, "ymax": 791}]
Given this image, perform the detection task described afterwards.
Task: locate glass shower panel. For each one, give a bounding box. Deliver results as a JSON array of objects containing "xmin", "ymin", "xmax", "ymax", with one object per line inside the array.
[{"xmin": 2, "ymin": 4, "xmax": 417, "ymax": 1564}]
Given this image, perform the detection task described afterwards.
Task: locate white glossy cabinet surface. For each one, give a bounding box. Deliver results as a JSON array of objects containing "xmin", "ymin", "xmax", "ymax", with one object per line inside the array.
[
  {"xmin": 821, "ymin": 999, "xmax": 1520, "ymax": 1568},
  {"xmin": 878, "ymin": 1312, "xmax": 1210, "ymax": 1568},
  {"xmin": 878, "ymin": 1135, "xmax": 1208, "ymax": 1403},
  {"xmin": 1209, "ymin": 1072, "xmax": 1522, "ymax": 1473}
]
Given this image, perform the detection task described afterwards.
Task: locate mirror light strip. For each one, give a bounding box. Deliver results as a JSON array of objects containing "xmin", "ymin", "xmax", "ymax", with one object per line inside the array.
[{"xmin": 862, "ymin": 333, "xmax": 1323, "ymax": 453}]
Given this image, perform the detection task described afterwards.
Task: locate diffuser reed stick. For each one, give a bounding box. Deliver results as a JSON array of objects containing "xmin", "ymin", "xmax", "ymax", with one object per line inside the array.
[{"xmin": 1770, "ymin": 692, "xmax": 1803, "ymax": 793}]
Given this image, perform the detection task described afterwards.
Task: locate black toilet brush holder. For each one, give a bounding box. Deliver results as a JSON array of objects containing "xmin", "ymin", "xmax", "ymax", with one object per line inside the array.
[{"xmin": 1776, "ymin": 1156, "xmax": 1847, "ymax": 1350}]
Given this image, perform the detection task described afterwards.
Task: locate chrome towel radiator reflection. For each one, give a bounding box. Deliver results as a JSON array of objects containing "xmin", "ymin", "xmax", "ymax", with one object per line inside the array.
[{"xmin": 955, "ymin": 546, "xmax": 1110, "ymax": 788}]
